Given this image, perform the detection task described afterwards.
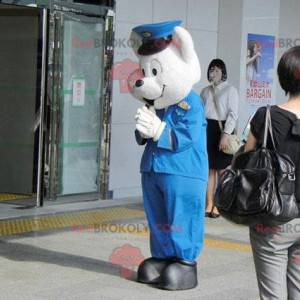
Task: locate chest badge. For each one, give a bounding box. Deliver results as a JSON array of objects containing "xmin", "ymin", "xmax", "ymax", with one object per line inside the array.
[{"xmin": 178, "ymin": 101, "xmax": 190, "ymax": 110}]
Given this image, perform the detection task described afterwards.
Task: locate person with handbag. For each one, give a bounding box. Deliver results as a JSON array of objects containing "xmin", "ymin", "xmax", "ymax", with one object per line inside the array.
[
  {"xmin": 200, "ymin": 59, "xmax": 239, "ymax": 218},
  {"xmin": 244, "ymin": 46, "xmax": 300, "ymax": 299}
]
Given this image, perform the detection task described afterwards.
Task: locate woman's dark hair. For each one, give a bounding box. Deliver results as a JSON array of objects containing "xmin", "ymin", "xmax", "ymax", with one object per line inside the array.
[
  {"xmin": 247, "ymin": 40, "xmax": 259, "ymax": 72},
  {"xmin": 277, "ymin": 46, "xmax": 300, "ymax": 97},
  {"xmin": 207, "ymin": 59, "xmax": 227, "ymax": 82}
]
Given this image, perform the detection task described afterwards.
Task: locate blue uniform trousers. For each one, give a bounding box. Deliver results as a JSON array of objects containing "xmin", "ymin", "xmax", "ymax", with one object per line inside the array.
[{"xmin": 142, "ymin": 172, "xmax": 207, "ymax": 262}]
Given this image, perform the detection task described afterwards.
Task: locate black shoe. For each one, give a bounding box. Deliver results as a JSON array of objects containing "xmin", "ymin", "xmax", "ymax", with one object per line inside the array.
[
  {"xmin": 137, "ymin": 257, "xmax": 171, "ymax": 284},
  {"xmin": 205, "ymin": 211, "xmax": 211, "ymax": 217},
  {"xmin": 158, "ymin": 259, "xmax": 198, "ymax": 290},
  {"xmin": 210, "ymin": 212, "xmax": 220, "ymax": 218}
]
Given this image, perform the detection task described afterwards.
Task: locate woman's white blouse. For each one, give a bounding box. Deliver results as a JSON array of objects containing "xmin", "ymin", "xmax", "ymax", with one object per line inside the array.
[{"xmin": 200, "ymin": 81, "xmax": 239, "ymax": 135}]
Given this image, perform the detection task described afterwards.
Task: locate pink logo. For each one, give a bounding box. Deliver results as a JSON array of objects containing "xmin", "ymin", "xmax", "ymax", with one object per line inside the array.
[
  {"xmin": 111, "ymin": 59, "xmax": 142, "ymax": 93},
  {"xmin": 72, "ymin": 35, "xmax": 101, "ymax": 49},
  {"xmin": 255, "ymin": 224, "xmax": 280, "ymax": 234},
  {"xmin": 109, "ymin": 244, "xmax": 144, "ymax": 279}
]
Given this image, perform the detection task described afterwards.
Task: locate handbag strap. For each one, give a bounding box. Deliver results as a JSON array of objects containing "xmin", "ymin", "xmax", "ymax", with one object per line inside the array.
[
  {"xmin": 210, "ymin": 85, "xmax": 224, "ymax": 132},
  {"xmin": 263, "ymin": 105, "xmax": 277, "ymax": 150}
]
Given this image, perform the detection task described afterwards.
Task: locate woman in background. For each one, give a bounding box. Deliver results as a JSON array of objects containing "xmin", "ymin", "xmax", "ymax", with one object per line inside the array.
[{"xmin": 200, "ymin": 59, "xmax": 239, "ymax": 218}]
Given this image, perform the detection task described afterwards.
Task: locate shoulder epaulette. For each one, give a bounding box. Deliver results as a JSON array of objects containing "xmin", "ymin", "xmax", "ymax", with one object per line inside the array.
[{"xmin": 177, "ymin": 101, "xmax": 190, "ymax": 110}]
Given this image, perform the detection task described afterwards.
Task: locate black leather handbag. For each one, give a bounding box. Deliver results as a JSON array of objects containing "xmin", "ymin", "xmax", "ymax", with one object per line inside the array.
[{"xmin": 215, "ymin": 106, "xmax": 299, "ymax": 226}]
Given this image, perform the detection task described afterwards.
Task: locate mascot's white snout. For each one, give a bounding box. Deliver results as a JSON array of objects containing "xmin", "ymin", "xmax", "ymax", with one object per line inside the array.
[
  {"xmin": 133, "ymin": 76, "xmax": 164, "ymax": 105},
  {"xmin": 130, "ymin": 26, "xmax": 201, "ymax": 109}
]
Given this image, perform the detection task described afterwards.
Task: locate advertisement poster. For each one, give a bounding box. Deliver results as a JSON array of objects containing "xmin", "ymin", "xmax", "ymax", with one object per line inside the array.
[{"xmin": 246, "ymin": 33, "xmax": 275, "ymax": 105}]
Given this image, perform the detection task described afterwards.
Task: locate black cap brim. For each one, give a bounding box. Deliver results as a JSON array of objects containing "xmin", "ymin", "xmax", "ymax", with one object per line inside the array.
[{"xmin": 138, "ymin": 36, "xmax": 173, "ymax": 56}]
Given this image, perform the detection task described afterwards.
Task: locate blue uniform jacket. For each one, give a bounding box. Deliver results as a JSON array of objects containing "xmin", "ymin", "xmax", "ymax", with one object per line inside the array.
[{"xmin": 136, "ymin": 90, "xmax": 208, "ymax": 181}]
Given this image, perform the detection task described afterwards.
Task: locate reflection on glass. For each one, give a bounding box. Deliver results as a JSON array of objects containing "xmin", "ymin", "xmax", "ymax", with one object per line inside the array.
[{"xmin": 59, "ymin": 16, "xmax": 104, "ymax": 195}]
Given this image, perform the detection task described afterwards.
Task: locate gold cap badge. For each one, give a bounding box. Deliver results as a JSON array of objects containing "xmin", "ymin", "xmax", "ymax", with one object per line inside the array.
[{"xmin": 142, "ymin": 31, "xmax": 152, "ymax": 38}]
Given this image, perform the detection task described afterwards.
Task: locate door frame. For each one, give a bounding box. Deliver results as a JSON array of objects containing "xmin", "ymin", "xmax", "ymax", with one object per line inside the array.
[{"xmin": 36, "ymin": 7, "xmax": 49, "ymax": 207}]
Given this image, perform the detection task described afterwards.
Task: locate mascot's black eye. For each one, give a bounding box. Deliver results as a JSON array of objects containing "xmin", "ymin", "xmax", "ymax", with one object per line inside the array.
[
  {"xmin": 142, "ymin": 69, "xmax": 145, "ymax": 76},
  {"xmin": 152, "ymin": 68, "xmax": 157, "ymax": 76}
]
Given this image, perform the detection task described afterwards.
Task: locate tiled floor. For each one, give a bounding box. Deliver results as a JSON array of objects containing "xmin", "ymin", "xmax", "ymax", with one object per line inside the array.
[{"xmin": 0, "ymin": 200, "xmax": 258, "ymax": 299}]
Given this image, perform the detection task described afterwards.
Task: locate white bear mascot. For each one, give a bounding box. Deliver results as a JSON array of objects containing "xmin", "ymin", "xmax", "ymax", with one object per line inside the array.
[{"xmin": 129, "ymin": 20, "xmax": 208, "ymax": 290}]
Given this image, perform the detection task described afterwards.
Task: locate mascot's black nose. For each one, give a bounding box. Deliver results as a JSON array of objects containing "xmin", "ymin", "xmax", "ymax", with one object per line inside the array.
[{"xmin": 135, "ymin": 80, "xmax": 144, "ymax": 87}]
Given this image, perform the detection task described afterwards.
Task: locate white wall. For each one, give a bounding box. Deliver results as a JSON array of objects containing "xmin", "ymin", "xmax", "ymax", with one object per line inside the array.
[
  {"xmin": 218, "ymin": 0, "xmax": 280, "ymax": 136},
  {"xmin": 276, "ymin": 0, "xmax": 300, "ymax": 104},
  {"xmin": 238, "ymin": 0, "xmax": 280, "ymax": 135},
  {"xmin": 217, "ymin": 0, "xmax": 243, "ymax": 101},
  {"xmin": 109, "ymin": 0, "xmax": 219, "ymax": 198},
  {"xmin": 218, "ymin": 0, "xmax": 300, "ymax": 137}
]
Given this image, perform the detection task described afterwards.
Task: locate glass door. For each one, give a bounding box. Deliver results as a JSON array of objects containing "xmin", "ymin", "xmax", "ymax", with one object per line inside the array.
[
  {"xmin": 47, "ymin": 8, "xmax": 113, "ymax": 201},
  {"xmin": 0, "ymin": 4, "xmax": 47, "ymax": 207},
  {"xmin": 59, "ymin": 13, "xmax": 104, "ymax": 196}
]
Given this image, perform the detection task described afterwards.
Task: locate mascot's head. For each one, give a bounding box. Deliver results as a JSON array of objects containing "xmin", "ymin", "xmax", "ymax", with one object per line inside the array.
[{"xmin": 128, "ymin": 20, "xmax": 201, "ymax": 109}]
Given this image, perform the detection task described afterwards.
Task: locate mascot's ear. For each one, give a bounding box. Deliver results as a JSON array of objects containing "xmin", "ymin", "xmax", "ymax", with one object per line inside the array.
[
  {"xmin": 173, "ymin": 26, "xmax": 201, "ymax": 83},
  {"xmin": 129, "ymin": 30, "xmax": 142, "ymax": 56}
]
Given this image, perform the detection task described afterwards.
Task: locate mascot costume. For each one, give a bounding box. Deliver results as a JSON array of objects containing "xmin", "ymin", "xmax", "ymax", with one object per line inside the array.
[{"xmin": 129, "ymin": 20, "xmax": 208, "ymax": 290}]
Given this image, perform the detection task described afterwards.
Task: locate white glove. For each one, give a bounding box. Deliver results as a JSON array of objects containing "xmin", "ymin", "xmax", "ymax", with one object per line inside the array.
[
  {"xmin": 134, "ymin": 107, "xmax": 150, "ymax": 139},
  {"xmin": 135, "ymin": 106, "xmax": 166, "ymax": 141}
]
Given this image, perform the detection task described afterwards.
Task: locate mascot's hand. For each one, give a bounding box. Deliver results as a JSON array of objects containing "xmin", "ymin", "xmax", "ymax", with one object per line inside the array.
[
  {"xmin": 135, "ymin": 106, "xmax": 166, "ymax": 141},
  {"xmin": 134, "ymin": 107, "xmax": 150, "ymax": 139}
]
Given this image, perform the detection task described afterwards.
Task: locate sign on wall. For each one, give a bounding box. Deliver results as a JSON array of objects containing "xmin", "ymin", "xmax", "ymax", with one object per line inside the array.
[
  {"xmin": 245, "ymin": 33, "xmax": 275, "ymax": 105},
  {"xmin": 72, "ymin": 77, "xmax": 86, "ymax": 107}
]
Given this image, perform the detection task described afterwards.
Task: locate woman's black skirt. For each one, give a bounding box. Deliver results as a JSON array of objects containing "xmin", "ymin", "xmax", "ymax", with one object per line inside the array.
[{"xmin": 206, "ymin": 119, "xmax": 233, "ymax": 170}]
